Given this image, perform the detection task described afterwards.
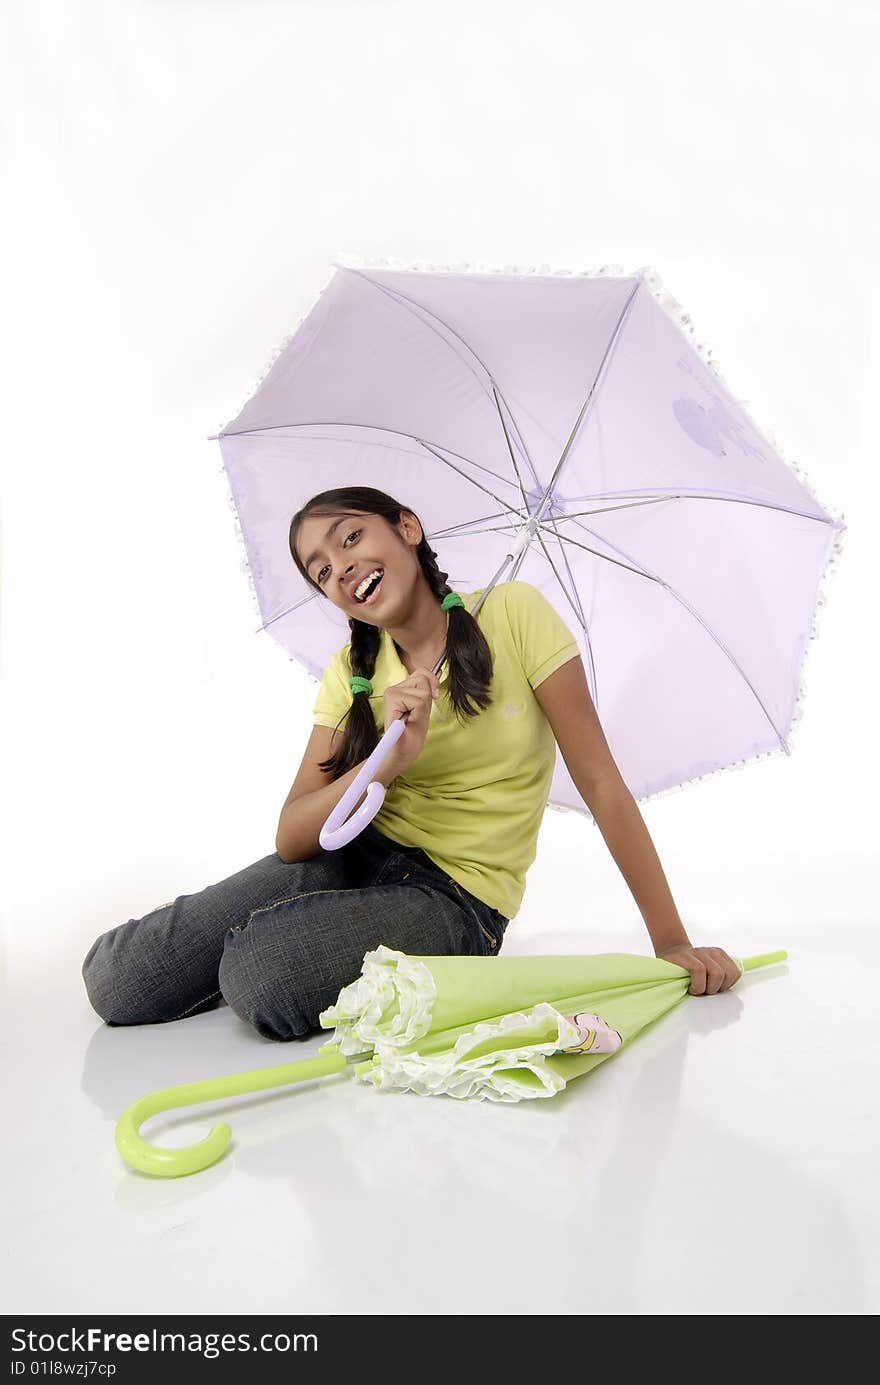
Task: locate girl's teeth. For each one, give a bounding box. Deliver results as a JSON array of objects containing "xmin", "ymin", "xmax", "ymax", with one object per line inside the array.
[
  {"xmin": 362, "ymin": 573, "xmax": 383, "ymax": 604},
  {"xmin": 357, "ymin": 571, "xmax": 383, "ymax": 602}
]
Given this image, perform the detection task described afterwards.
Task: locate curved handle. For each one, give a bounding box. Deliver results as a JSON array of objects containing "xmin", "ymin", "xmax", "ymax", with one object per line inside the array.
[
  {"xmin": 319, "ymin": 716, "xmax": 406, "ymax": 850},
  {"xmin": 115, "ymin": 1052, "xmax": 349, "ymax": 1178}
]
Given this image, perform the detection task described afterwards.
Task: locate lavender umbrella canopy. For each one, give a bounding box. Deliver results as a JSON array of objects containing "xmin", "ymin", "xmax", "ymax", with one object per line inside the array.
[{"xmin": 209, "ymin": 258, "xmax": 846, "ymax": 816}]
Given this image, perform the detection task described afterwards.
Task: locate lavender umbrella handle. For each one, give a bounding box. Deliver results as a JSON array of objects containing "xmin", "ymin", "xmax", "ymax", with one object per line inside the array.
[{"xmin": 318, "ymin": 716, "xmax": 407, "ymax": 850}]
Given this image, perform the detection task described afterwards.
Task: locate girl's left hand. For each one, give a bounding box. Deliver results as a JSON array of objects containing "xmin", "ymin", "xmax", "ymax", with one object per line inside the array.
[{"xmin": 655, "ymin": 944, "xmax": 742, "ymax": 995}]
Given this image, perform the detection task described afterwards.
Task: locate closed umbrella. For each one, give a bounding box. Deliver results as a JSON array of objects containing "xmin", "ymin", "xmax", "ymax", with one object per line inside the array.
[{"xmin": 114, "ymin": 946, "xmax": 787, "ymax": 1176}]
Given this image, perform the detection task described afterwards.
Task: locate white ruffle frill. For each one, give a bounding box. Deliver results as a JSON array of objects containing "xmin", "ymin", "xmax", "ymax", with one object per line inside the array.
[
  {"xmin": 318, "ymin": 944, "xmax": 438, "ymax": 1056},
  {"xmin": 357, "ymin": 1001, "xmax": 586, "ymax": 1103},
  {"xmin": 319, "ymin": 945, "xmax": 587, "ymax": 1102}
]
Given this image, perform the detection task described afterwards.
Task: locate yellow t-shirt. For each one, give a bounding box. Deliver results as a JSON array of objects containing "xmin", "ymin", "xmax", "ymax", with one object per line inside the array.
[{"xmin": 310, "ymin": 580, "xmax": 580, "ymax": 921}]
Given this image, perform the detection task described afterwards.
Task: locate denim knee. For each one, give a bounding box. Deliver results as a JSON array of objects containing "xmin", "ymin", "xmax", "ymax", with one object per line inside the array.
[
  {"xmin": 81, "ymin": 928, "xmax": 157, "ymax": 1026},
  {"xmin": 218, "ymin": 925, "xmax": 311, "ymax": 1043},
  {"xmin": 80, "ymin": 924, "xmax": 222, "ymax": 1027},
  {"xmin": 81, "ymin": 932, "xmax": 118, "ymax": 1023}
]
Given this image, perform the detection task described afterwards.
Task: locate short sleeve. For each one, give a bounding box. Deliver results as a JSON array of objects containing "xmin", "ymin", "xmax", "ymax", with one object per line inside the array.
[
  {"xmin": 503, "ymin": 581, "xmax": 580, "ymax": 690},
  {"xmin": 311, "ymin": 646, "xmax": 353, "ymax": 728}
]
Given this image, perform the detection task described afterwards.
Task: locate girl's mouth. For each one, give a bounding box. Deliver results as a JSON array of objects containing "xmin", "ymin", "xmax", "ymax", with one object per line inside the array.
[{"xmin": 356, "ymin": 570, "xmax": 384, "ymax": 606}]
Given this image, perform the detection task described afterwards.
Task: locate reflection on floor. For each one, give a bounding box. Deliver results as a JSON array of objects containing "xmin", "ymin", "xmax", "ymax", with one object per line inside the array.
[{"xmin": 6, "ymin": 884, "xmax": 878, "ymax": 1315}]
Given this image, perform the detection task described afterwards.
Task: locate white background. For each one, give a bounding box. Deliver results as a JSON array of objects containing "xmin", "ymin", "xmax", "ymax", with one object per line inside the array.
[{"xmin": 1, "ymin": 0, "xmax": 877, "ymax": 1317}]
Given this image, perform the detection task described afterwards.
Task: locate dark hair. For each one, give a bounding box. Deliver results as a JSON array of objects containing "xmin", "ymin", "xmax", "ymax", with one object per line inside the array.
[{"xmin": 289, "ymin": 486, "xmax": 494, "ymax": 781}]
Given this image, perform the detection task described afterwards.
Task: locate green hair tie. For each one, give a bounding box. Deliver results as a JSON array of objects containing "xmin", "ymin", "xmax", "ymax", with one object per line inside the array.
[
  {"xmin": 441, "ymin": 591, "xmax": 464, "ymax": 612},
  {"xmin": 349, "ymin": 676, "xmax": 373, "ymax": 696}
]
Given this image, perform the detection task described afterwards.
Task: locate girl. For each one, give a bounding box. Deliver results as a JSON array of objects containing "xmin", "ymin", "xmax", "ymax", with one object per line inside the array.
[{"xmin": 81, "ymin": 486, "xmax": 741, "ymax": 1042}]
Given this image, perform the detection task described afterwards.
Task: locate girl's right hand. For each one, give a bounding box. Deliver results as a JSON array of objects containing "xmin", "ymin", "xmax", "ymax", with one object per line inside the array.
[{"xmin": 383, "ymin": 667, "xmax": 440, "ymax": 772}]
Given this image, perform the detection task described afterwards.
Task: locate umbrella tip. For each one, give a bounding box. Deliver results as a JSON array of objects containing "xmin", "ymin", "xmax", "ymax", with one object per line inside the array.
[{"xmin": 741, "ymin": 949, "xmax": 788, "ymax": 972}]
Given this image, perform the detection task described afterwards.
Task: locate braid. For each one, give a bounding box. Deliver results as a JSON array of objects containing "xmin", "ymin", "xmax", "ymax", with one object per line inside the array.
[
  {"xmin": 317, "ymin": 609, "xmax": 382, "ymax": 779},
  {"xmin": 349, "ymin": 613, "xmax": 381, "ymax": 685},
  {"xmin": 414, "ymin": 537, "xmax": 493, "ymax": 723}
]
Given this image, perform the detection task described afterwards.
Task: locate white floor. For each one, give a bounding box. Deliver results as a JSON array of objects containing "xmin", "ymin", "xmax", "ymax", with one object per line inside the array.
[{"xmin": 4, "ymin": 851, "xmax": 879, "ymax": 1316}]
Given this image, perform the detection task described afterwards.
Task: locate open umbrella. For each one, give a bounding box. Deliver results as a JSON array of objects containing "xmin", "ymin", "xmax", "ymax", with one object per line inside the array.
[
  {"xmin": 210, "ymin": 256, "xmax": 845, "ymax": 847},
  {"xmin": 114, "ymin": 946, "xmax": 787, "ymax": 1177}
]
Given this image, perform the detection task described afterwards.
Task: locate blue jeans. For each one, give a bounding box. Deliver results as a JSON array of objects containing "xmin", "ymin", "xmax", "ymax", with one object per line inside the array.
[{"xmin": 81, "ymin": 823, "xmax": 508, "ymax": 1041}]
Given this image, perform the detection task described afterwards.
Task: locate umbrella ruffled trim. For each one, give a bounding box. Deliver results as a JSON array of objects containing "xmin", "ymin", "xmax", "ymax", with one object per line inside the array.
[
  {"xmin": 356, "ymin": 1003, "xmax": 588, "ymax": 1103},
  {"xmin": 318, "ymin": 945, "xmax": 438, "ymax": 1056}
]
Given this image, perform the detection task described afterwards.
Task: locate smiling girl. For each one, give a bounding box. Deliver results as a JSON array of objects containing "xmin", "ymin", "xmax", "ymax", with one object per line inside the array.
[{"xmin": 81, "ymin": 486, "xmax": 740, "ymax": 1042}]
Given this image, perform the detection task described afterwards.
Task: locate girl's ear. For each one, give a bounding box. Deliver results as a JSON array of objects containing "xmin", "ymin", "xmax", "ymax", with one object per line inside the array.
[{"xmin": 398, "ymin": 511, "xmax": 422, "ymax": 546}]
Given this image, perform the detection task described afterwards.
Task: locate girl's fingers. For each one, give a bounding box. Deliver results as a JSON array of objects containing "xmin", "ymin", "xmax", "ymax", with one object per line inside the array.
[
  {"xmin": 714, "ymin": 948, "xmax": 742, "ymax": 991},
  {"xmin": 687, "ymin": 960, "xmax": 706, "ymax": 995},
  {"xmin": 694, "ymin": 947, "xmax": 725, "ymax": 994},
  {"xmin": 706, "ymin": 961, "xmax": 725, "ymax": 994},
  {"xmin": 704, "ymin": 948, "xmax": 738, "ymax": 992}
]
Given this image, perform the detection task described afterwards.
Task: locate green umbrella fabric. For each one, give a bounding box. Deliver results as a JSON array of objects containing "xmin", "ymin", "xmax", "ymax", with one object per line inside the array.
[
  {"xmin": 318, "ymin": 945, "xmax": 787, "ymax": 1102},
  {"xmin": 114, "ymin": 945, "xmax": 786, "ymax": 1176}
]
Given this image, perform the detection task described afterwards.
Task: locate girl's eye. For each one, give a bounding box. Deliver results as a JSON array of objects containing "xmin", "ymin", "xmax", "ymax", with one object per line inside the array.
[{"xmin": 317, "ymin": 530, "xmax": 361, "ymax": 583}]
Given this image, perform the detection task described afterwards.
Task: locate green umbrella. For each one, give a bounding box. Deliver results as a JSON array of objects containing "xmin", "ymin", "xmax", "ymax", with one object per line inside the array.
[{"xmin": 114, "ymin": 946, "xmax": 786, "ymax": 1177}]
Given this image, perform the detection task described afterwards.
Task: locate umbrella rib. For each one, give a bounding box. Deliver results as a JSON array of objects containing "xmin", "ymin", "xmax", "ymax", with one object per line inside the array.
[
  {"xmin": 489, "ymin": 381, "xmax": 542, "ymax": 496},
  {"xmin": 415, "ymin": 439, "xmax": 528, "ymax": 524},
  {"xmin": 552, "ymin": 490, "xmax": 838, "ymax": 529},
  {"xmin": 526, "ymin": 280, "xmax": 642, "ymax": 528},
  {"xmin": 335, "ymin": 265, "xmax": 539, "ymax": 487},
  {"xmin": 548, "ymin": 496, "xmax": 686, "ymax": 522},
  {"xmin": 532, "ymin": 528, "xmax": 600, "ymax": 708},
  {"xmin": 491, "ymin": 381, "xmax": 532, "ymax": 515},
  {"xmin": 217, "ymin": 419, "xmax": 518, "ymax": 492},
  {"xmin": 537, "ymin": 518, "xmax": 591, "ymax": 633},
  {"xmin": 229, "ymin": 428, "xmax": 429, "ymax": 459},
  {"xmin": 540, "ymin": 522, "xmax": 790, "ymax": 750},
  {"xmin": 430, "ymin": 508, "xmax": 529, "ymax": 539}
]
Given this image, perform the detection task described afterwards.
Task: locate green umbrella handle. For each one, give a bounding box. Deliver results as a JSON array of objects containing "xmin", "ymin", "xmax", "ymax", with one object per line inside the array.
[{"xmin": 115, "ymin": 1052, "xmax": 349, "ymax": 1178}]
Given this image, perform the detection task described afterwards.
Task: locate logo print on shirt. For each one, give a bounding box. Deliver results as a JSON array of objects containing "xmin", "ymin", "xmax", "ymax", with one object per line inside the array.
[{"xmin": 504, "ymin": 700, "xmax": 526, "ymax": 719}]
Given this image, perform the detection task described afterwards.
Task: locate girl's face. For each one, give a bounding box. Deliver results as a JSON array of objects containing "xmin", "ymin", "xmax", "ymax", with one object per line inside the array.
[{"xmin": 296, "ymin": 509, "xmax": 422, "ymax": 623}]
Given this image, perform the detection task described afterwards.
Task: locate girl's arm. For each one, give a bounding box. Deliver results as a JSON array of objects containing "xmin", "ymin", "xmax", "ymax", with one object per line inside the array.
[
  {"xmin": 533, "ymin": 656, "xmax": 690, "ymax": 954},
  {"xmin": 276, "ymin": 725, "xmax": 404, "ymax": 863}
]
